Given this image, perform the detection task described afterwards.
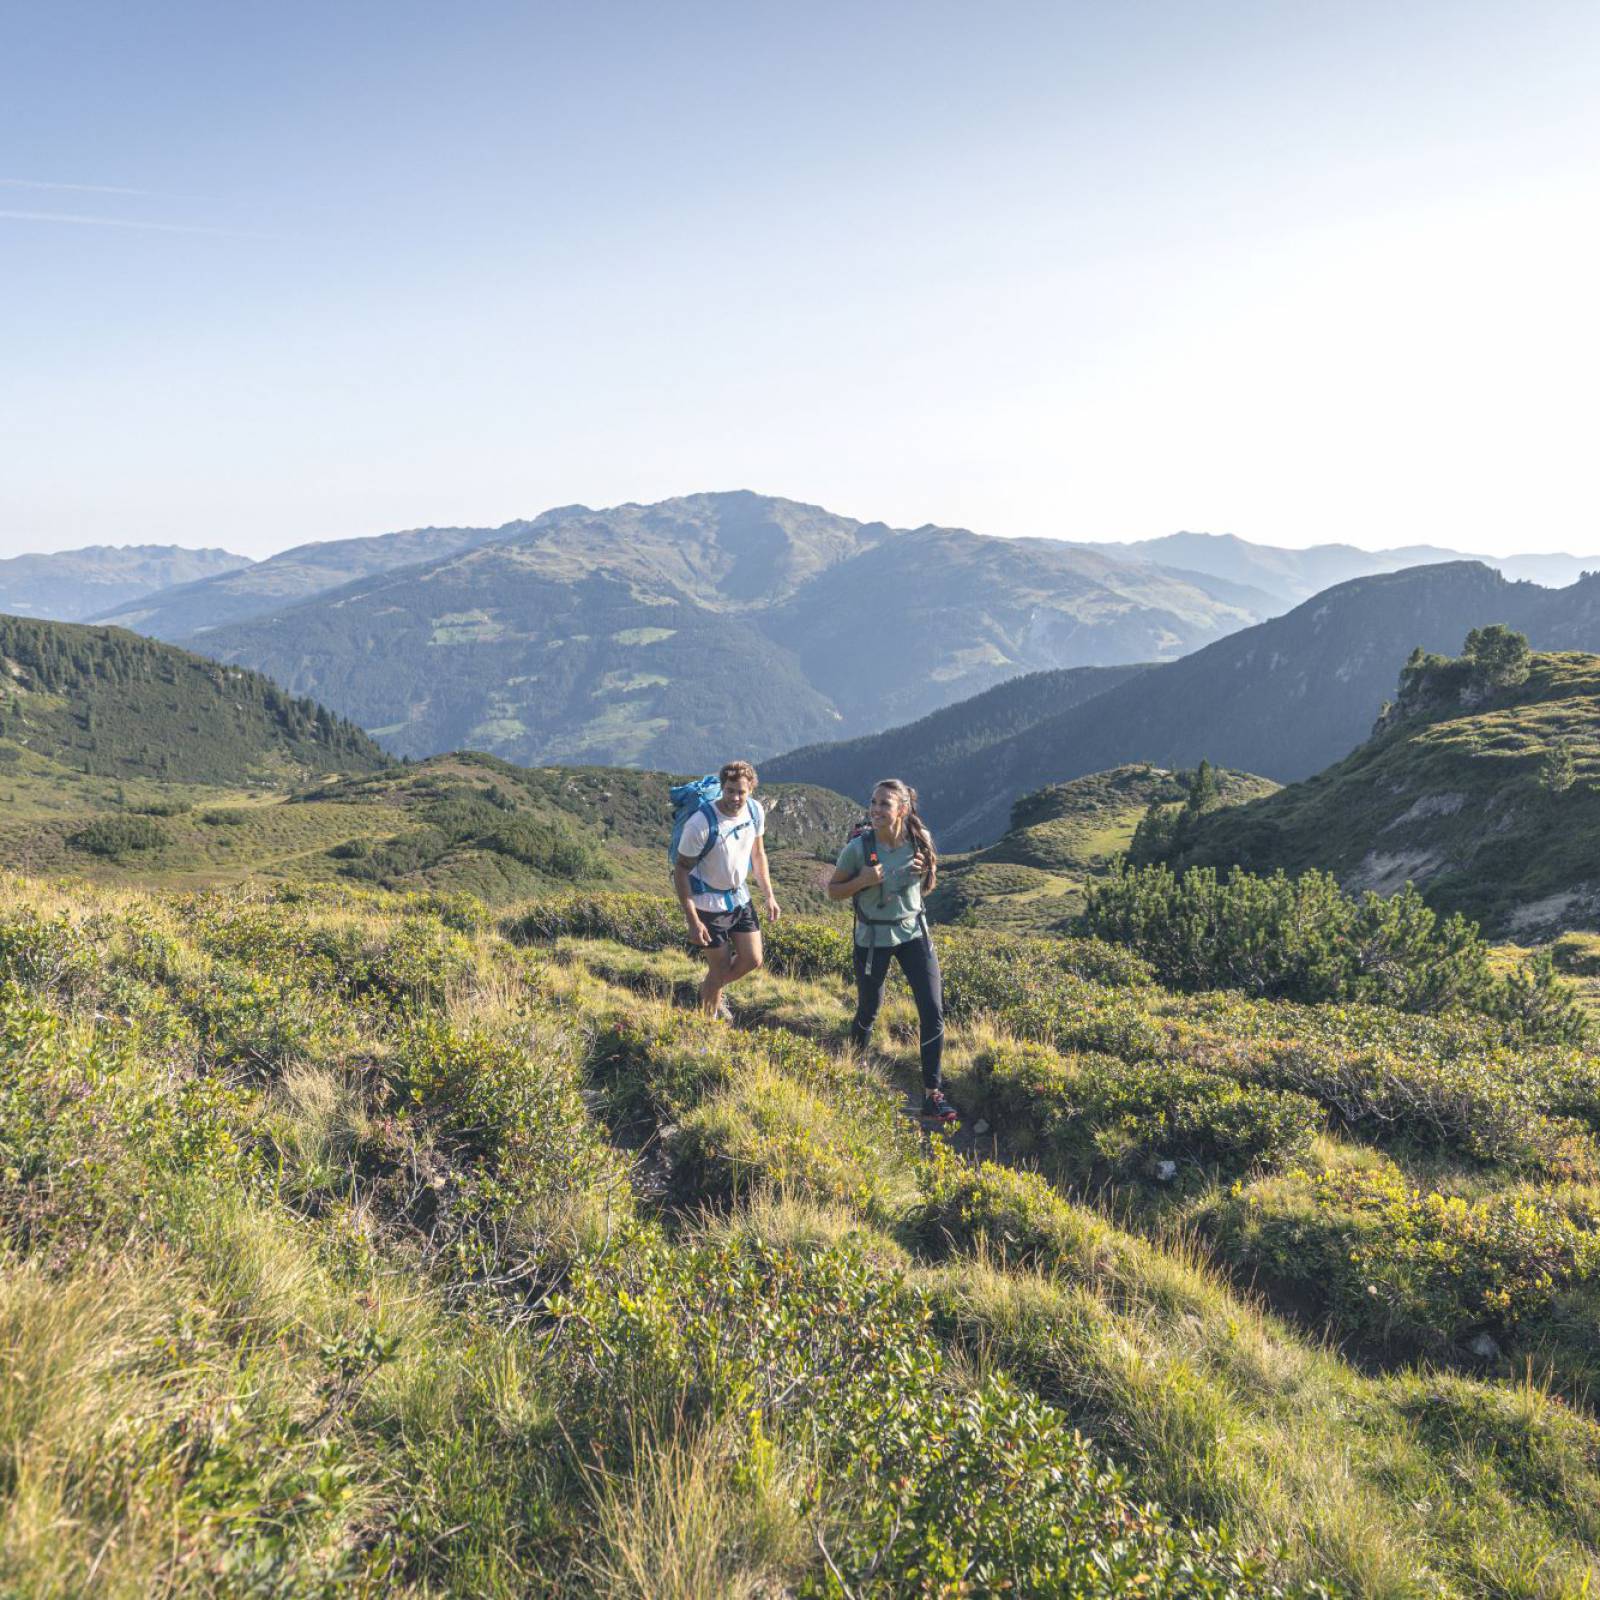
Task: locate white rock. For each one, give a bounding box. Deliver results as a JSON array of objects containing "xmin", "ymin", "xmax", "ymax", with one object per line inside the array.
[
  {"xmin": 1468, "ymin": 1331, "xmax": 1502, "ymax": 1360},
  {"xmin": 1154, "ymin": 1160, "xmax": 1178, "ymax": 1181},
  {"xmin": 971, "ymin": 1119, "xmax": 991, "ymax": 1137}
]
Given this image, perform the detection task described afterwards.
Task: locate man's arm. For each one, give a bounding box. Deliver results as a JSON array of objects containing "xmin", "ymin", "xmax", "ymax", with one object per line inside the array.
[
  {"xmin": 674, "ymin": 855, "xmax": 711, "ymax": 945},
  {"xmin": 751, "ymin": 835, "xmax": 780, "ymax": 921}
]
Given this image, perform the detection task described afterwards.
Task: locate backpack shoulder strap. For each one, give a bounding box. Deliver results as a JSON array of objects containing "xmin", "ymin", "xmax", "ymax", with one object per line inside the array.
[{"xmin": 691, "ymin": 798, "xmax": 721, "ymax": 864}]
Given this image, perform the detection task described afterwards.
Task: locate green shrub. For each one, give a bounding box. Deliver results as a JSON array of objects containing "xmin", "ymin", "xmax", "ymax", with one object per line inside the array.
[
  {"xmin": 1552, "ymin": 931, "xmax": 1600, "ymax": 977},
  {"xmin": 129, "ymin": 797, "xmax": 191, "ymax": 817},
  {"xmin": 968, "ymin": 1040, "xmax": 1320, "ymax": 1186},
  {"xmin": 554, "ymin": 1235, "xmax": 1313, "ymax": 1598},
  {"xmin": 1205, "ymin": 1165, "xmax": 1600, "ymax": 1357},
  {"xmin": 912, "ymin": 1155, "xmax": 1122, "ymax": 1277},
  {"xmin": 1084, "ymin": 864, "xmax": 1587, "ymax": 1042},
  {"xmin": 70, "ymin": 814, "xmax": 167, "ymax": 858},
  {"xmin": 763, "ymin": 918, "xmax": 852, "ymax": 979},
  {"xmin": 200, "ymin": 807, "xmax": 249, "ymax": 826},
  {"xmin": 479, "ymin": 814, "xmax": 609, "ymax": 879},
  {"xmin": 505, "ymin": 892, "xmax": 683, "ymax": 952}
]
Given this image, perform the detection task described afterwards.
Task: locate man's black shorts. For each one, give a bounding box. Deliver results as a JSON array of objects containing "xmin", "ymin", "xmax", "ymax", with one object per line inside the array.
[{"xmin": 699, "ymin": 901, "xmax": 759, "ymax": 949}]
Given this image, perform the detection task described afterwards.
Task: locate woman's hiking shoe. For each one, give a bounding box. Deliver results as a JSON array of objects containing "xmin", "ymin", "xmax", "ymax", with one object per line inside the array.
[{"xmin": 920, "ymin": 1089, "xmax": 960, "ymax": 1125}]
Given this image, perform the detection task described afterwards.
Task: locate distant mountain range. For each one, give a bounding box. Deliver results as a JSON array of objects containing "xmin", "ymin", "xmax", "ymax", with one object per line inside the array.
[
  {"xmin": 1075, "ymin": 532, "xmax": 1600, "ymax": 611},
  {"xmin": 772, "ymin": 561, "xmax": 1600, "ymax": 848},
  {"xmin": 8, "ymin": 502, "xmax": 1597, "ymax": 780},
  {"xmin": 0, "ymin": 544, "xmax": 248, "ymax": 622},
  {"xmin": 95, "ymin": 524, "xmax": 518, "ymax": 639},
  {"xmin": 95, "ymin": 493, "xmax": 1263, "ymax": 769}
]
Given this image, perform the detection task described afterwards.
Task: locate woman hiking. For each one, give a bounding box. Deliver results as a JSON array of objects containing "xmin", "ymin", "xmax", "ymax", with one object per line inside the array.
[{"xmin": 827, "ymin": 779, "xmax": 957, "ymax": 1126}]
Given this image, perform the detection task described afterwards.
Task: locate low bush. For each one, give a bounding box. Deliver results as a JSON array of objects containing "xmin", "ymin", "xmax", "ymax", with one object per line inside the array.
[
  {"xmin": 129, "ymin": 797, "xmax": 191, "ymax": 816},
  {"xmin": 967, "ymin": 1040, "xmax": 1320, "ymax": 1187},
  {"xmin": 479, "ymin": 813, "xmax": 609, "ymax": 879},
  {"xmin": 506, "ymin": 891, "xmax": 684, "ymax": 952},
  {"xmin": 1084, "ymin": 864, "xmax": 1588, "ymax": 1042},
  {"xmin": 70, "ymin": 814, "xmax": 167, "ymax": 858},
  {"xmin": 763, "ymin": 918, "xmax": 852, "ymax": 979},
  {"xmin": 199, "ymin": 807, "xmax": 249, "ymax": 826},
  {"xmin": 1203, "ymin": 1164, "xmax": 1600, "ymax": 1357},
  {"xmin": 553, "ymin": 1235, "xmax": 1314, "ymax": 1598},
  {"xmin": 912, "ymin": 1155, "xmax": 1123, "ymax": 1278}
]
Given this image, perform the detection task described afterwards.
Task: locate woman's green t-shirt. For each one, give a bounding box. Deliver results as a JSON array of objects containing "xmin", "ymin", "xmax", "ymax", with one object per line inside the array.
[{"xmin": 836, "ymin": 832, "xmax": 926, "ymax": 947}]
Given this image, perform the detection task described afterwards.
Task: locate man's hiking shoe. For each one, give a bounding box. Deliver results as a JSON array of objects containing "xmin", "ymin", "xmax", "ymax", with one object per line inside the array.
[{"xmin": 920, "ymin": 1089, "xmax": 960, "ymax": 1126}]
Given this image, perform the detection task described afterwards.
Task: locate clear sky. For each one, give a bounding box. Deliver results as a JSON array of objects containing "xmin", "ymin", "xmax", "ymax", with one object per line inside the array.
[{"xmin": 4, "ymin": 0, "xmax": 1597, "ymax": 560}]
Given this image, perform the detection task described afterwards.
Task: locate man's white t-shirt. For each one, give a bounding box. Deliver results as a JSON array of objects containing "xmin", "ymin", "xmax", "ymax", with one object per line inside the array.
[{"xmin": 678, "ymin": 801, "xmax": 763, "ymax": 911}]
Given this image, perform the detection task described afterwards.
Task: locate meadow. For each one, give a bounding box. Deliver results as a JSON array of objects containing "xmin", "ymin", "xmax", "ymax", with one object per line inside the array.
[{"xmin": 2, "ymin": 878, "xmax": 1598, "ymax": 1596}]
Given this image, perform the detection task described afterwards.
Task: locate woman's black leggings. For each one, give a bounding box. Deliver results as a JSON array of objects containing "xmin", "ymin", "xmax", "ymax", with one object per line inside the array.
[{"xmin": 850, "ymin": 932, "xmax": 945, "ymax": 1090}]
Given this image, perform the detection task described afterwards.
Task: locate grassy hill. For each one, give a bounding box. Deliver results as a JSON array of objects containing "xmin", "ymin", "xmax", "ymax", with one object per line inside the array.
[
  {"xmin": 930, "ymin": 763, "xmax": 1278, "ymax": 930},
  {"xmin": 1148, "ymin": 645, "xmax": 1600, "ymax": 937},
  {"xmin": 0, "ymin": 737, "xmax": 860, "ymax": 916},
  {"xmin": 4, "ymin": 871, "xmax": 1600, "ymax": 1594}
]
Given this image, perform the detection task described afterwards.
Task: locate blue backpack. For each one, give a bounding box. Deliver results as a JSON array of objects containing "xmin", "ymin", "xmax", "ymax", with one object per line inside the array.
[{"xmin": 669, "ymin": 776, "xmax": 763, "ymax": 908}]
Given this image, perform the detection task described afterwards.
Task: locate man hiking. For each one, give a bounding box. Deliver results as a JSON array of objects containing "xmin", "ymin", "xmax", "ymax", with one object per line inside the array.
[{"xmin": 673, "ymin": 759, "xmax": 780, "ymax": 1019}]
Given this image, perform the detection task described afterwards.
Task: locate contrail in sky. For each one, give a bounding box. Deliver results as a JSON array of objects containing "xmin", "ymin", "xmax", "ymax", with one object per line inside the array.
[
  {"xmin": 0, "ymin": 177, "xmax": 209, "ymax": 200},
  {"xmin": 0, "ymin": 208, "xmax": 268, "ymax": 238}
]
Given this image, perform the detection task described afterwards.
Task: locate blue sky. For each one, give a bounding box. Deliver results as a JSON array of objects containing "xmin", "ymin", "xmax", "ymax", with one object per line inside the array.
[{"xmin": 3, "ymin": 0, "xmax": 1597, "ymax": 559}]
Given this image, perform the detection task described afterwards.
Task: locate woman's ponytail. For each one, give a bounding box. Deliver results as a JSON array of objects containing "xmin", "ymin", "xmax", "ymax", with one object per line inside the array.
[{"xmin": 875, "ymin": 777, "xmax": 937, "ymax": 892}]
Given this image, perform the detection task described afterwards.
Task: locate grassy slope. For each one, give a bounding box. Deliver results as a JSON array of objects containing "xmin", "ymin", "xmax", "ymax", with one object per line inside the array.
[
  {"xmin": 2, "ymin": 873, "xmax": 1598, "ymax": 1595},
  {"xmin": 0, "ymin": 748, "xmax": 860, "ymax": 916},
  {"xmin": 1169, "ymin": 651, "xmax": 1600, "ymax": 936},
  {"xmin": 930, "ymin": 764, "xmax": 1279, "ymax": 930}
]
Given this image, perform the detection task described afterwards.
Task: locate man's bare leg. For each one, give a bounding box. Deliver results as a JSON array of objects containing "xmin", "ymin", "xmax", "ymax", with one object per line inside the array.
[{"xmin": 701, "ymin": 931, "xmax": 763, "ymax": 1015}]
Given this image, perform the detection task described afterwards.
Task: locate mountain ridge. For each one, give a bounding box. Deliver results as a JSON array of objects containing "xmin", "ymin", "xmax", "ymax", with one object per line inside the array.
[{"xmin": 772, "ymin": 561, "xmax": 1600, "ymax": 848}]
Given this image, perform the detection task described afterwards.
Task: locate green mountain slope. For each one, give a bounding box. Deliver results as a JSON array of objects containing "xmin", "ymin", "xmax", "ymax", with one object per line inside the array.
[
  {"xmin": 194, "ymin": 561, "xmax": 845, "ymax": 770},
  {"xmin": 0, "ymin": 613, "xmax": 386, "ymax": 786},
  {"xmin": 1150, "ymin": 646, "xmax": 1600, "ymax": 937},
  {"xmin": 930, "ymin": 763, "xmax": 1277, "ymax": 929},
  {"xmin": 0, "ymin": 723, "xmax": 858, "ymax": 913},
  {"xmin": 0, "ymin": 544, "xmax": 249, "ymax": 622},
  {"xmin": 763, "ymin": 663, "xmax": 1146, "ymax": 803},
  {"xmin": 150, "ymin": 492, "xmax": 1264, "ymax": 768},
  {"xmin": 777, "ymin": 561, "xmax": 1600, "ymax": 849}
]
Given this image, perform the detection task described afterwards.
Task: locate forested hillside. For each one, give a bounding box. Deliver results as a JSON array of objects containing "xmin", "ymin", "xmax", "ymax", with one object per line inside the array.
[
  {"xmin": 764, "ymin": 663, "xmax": 1147, "ymax": 802},
  {"xmin": 0, "ymin": 614, "xmax": 385, "ymax": 785}
]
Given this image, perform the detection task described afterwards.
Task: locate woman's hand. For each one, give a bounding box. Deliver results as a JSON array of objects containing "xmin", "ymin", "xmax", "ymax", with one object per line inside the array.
[
  {"xmin": 857, "ymin": 861, "xmax": 885, "ymax": 892},
  {"xmin": 907, "ymin": 849, "xmax": 929, "ymax": 881}
]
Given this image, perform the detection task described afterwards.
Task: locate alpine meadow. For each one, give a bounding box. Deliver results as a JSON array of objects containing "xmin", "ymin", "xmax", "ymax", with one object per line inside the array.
[{"xmin": 9, "ymin": 3, "xmax": 1600, "ymax": 1595}]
